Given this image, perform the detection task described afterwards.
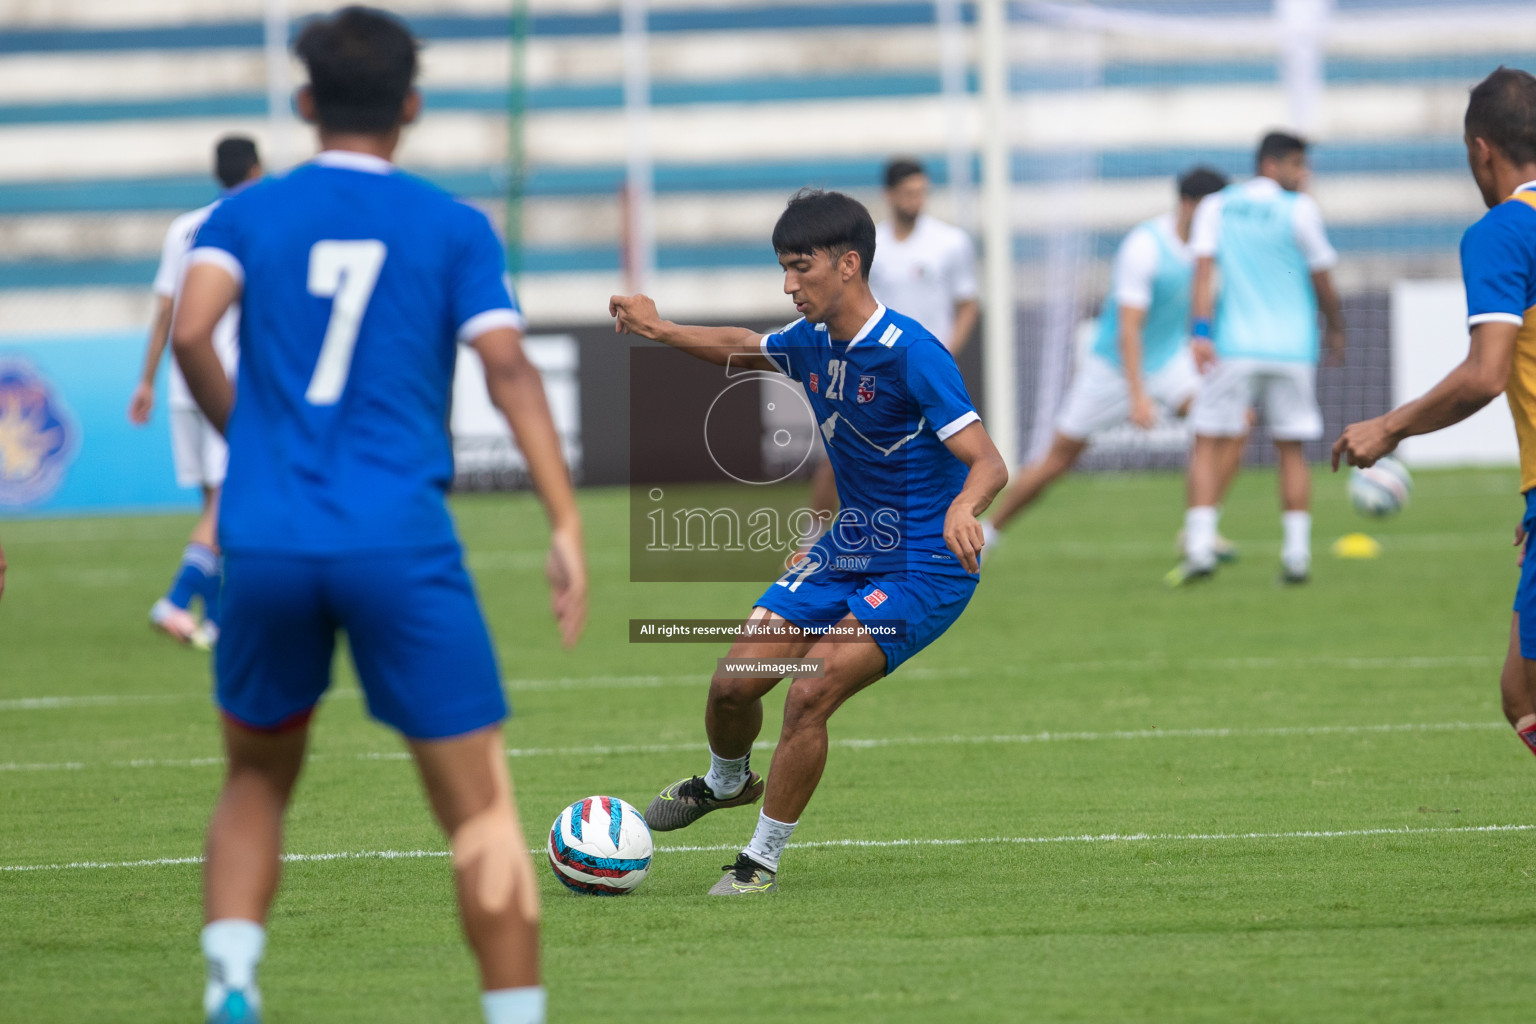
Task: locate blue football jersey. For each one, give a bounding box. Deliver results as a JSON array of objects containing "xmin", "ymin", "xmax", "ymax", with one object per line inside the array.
[
  {"xmin": 190, "ymin": 150, "xmax": 522, "ymax": 553},
  {"xmin": 761, "ymin": 305, "xmax": 980, "ymax": 576},
  {"xmin": 1462, "ymin": 185, "xmax": 1536, "ymax": 493}
]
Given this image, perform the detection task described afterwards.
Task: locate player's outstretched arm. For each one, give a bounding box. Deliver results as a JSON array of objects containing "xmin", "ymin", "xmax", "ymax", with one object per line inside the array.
[
  {"xmin": 171, "ymin": 263, "xmax": 240, "ymax": 434},
  {"xmin": 941, "ymin": 422, "xmax": 1009, "ymax": 574},
  {"xmin": 609, "ymin": 293, "xmax": 777, "ymax": 371},
  {"xmin": 472, "ymin": 327, "xmax": 587, "ymax": 648},
  {"xmin": 129, "ymin": 296, "xmax": 174, "ymax": 425},
  {"xmin": 1332, "ymin": 320, "xmax": 1516, "ymax": 470}
]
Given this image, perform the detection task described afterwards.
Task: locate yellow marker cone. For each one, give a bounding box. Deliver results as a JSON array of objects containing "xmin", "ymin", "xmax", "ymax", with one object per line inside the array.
[{"xmin": 1331, "ymin": 533, "xmax": 1382, "ymax": 559}]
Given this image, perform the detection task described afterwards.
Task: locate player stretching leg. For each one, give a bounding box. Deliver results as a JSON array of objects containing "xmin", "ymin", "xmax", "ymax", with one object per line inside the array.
[
  {"xmin": 612, "ymin": 189, "xmax": 1006, "ymax": 894},
  {"xmin": 985, "ymin": 167, "xmax": 1228, "ymax": 542},
  {"xmin": 172, "ymin": 10, "xmax": 585, "ymax": 1024},
  {"xmin": 1169, "ymin": 131, "xmax": 1346, "ymax": 587},
  {"xmin": 1335, "ymin": 67, "xmax": 1536, "ymax": 759},
  {"xmin": 129, "ymin": 137, "xmax": 262, "ymax": 649}
]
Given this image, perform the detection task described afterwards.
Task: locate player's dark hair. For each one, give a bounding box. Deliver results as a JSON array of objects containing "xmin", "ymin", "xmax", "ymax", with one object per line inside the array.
[
  {"xmin": 214, "ymin": 136, "xmax": 260, "ymax": 188},
  {"xmin": 1466, "ymin": 66, "xmax": 1536, "ymax": 166},
  {"xmin": 1256, "ymin": 131, "xmax": 1307, "ymax": 170},
  {"xmin": 1177, "ymin": 165, "xmax": 1227, "ymax": 201},
  {"xmin": 772, "ymin": 188, "xmax": 877, "ymax": 280},
  {"xmin": 883, "ymin": 157, "xmax": 926, "ymax": 190},
  {"xmin": 293, "ymin": 6, "xmax": 419, "ymax": 134}
]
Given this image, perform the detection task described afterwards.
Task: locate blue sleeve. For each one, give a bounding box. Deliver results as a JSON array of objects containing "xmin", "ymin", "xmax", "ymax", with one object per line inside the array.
[
  {"xmin": 760, "ymin": 319, "xmax": 805, "ymax": 380},
  {"xmin": 1462, "ymin": 206, "xmax": 1535, "ymax": 326},
  {"xmin": 452, "ymin": 204, "xmax": 522, "ymax": 344},
  {"xmin": 907, "ymin": 338, "xmax": 978, "ymax": 441},
  {"xmin": 190, "ymin": 197, "xmax": 245, "ymax": 277}
]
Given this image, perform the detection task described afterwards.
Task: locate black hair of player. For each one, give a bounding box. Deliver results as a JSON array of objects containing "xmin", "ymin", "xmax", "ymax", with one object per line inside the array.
[
  {"xmin": 214, "ymin": 136, "xmax": 260, "ymax": 188},
  {"xmin": 293, "ymin": 6, "xmax": 419, "ymax": 134},
  {"xmin": 772, "ymin": 188, "xmax": 877, "ymax": 281},
  {"xmin": 883, "ymin": 157, "xmax": 926, "ymax": 190},
  {"xmin": 1255, "ymin": 131, "xmax": 1307, "ymax": 170},
  {"xmin": 1466, "ymin": 66, "xmax": 1536, "ymax": 166},
  {"xmin": 1177, "ymin": 166, "xmax": 1227, "ymax": 201}
]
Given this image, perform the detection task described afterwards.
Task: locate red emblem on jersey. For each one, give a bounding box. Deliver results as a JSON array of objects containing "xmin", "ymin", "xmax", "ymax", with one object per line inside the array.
[
  {"xmin": 864, "ymin": 588, "xmax": 888, "ymax": 609},
  {"xmin": 809, "ymin": 372, "xmax": 819, "ymax": 394},
  {"xmin": 857, "ymin": 374, "xmax": 877, "ymax": 404}
]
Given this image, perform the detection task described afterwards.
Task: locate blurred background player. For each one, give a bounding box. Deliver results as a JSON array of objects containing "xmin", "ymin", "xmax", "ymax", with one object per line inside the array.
[
  {"xmin": 170, "ymin": 9, "xmax": 584, "ymax": 1024},
  {"xmin": 1170, "ymin": 131, "xmax": 1346, "ymax": 587},
  {"xmin": 869, "ymin": 157, "xmax": 979, "ymax": 355},
  {"xmin": 799, "ymin": 157, "xmax": 980, "ymax": 555},
  {"xmin": 1334, "ymin": 67, "xmax": 1536, "ymax": 760},
  {"xmin": 611, "ymin": 188, "xmax": 1004, "ymax": 896},
  {"xmin": 985, "ymin": 166, "xmax": 1228, "ymax": 541},
  {"xmin": 129, "ymin": 135, "xmax": 262, "ymax": 648}
]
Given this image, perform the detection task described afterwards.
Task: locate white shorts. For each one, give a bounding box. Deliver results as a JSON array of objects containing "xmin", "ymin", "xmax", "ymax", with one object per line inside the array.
[
  {"xmin": 1188, "ymin": 359, "xmax": 1322, "ymax": 441},
  {"xmin": 170, "ymin": 407, "xmax": 228, "ymax": 489},
  {"xmin": 1055, "ymin": 349, "xmax": 1200, "ymax": 441}
]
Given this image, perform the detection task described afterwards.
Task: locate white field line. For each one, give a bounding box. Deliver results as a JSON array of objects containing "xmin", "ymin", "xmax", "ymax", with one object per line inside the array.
[
  {"xmin": 5, "ymin": 823, "xmax": 1534, "ymax": 874},
  {"xmin": 0, "ymin": 720, "xmax": 1509, "ymax": 774},
  {"xmin": 0, "ymin": 652, "xmax": 1501, "ymax": 713}
]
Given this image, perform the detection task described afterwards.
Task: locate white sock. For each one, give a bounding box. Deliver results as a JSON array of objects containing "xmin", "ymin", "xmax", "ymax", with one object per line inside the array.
[
  {"xmin": 981, "ymin": 520, "xmax": 999, "ymax": 548},
  {"xmin": 1282, "ymin": 511, "xmax": 1311, "ymax": 568},
  {"xmin": 1184, "ymin": 506, "xmax": 1218, "ymax": 569},
  {"xmin": 743, "ymin": 811, "xmax": 797, "ymax": 872},
  {"xmin": 483, "ymin": 986, "xmax": 547, "ymax": 1024},
  {"xmin": 703, "ymin": 748, "xmax": 749, "ymax": 799},
  {"xmin": 201, "ymin": 919, "xmax": 265, "ymax": 1013}
]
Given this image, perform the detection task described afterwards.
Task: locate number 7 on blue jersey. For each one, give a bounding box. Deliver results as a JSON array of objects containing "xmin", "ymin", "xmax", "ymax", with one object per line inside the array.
[{"xmin": 305, "ymin": 239, "xmax": 387, "ymax": 405}]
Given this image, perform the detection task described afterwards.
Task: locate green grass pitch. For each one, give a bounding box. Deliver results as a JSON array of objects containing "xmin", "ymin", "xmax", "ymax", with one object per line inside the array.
[{"xmin": 3, "ymin": 465, "xmax": 1535, "ymax": 1022}]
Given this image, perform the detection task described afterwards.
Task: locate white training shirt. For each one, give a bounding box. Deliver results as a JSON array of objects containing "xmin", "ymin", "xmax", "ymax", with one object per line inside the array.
[
  {"xmin": 153, "ymin": 199, "xmax": 241, "ymax": 410},
  {"xmin": 1188, "ymin": 176, "xmax": 1338, "ymax": 271},
  {"xmin": 1112, "ymin": 212, "xmax": 1191, "ymax": 310},
  {"xmin": 869, "ymin": 213, "xmax": 979, "ymax": 348}
]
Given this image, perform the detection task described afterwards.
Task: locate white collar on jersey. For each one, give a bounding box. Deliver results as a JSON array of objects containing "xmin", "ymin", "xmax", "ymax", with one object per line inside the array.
[
  {"xmin": 843, "ymin": 303, "xmax": 888, "ymax": 351},
  {"xmin": 1515, "ymin": 179, "xmax": 1536, "ymax": 195},
  {"xmin": 313, "ymin": 150, "xmax": 395, "ymax": 174}
]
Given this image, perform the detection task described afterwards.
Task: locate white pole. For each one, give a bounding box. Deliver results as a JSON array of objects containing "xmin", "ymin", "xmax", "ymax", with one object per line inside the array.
[
  {"xmin": 621, "ymin": 0, "xmax": 656, "ymax": 294},
  {"xmin": 1278, "ymin": 0, "xmax": 1330, "ymax": 133},
  {"xmin": 978, "ymin": 0, "xmax": 1018, "ymax": 465},
  {"xmin": 935, "ymin": 0, "xmax": 975, "ymax": 229},
  {"xmin": 263, "ymin": 0, "xmax": 294, "ymax": 168}
]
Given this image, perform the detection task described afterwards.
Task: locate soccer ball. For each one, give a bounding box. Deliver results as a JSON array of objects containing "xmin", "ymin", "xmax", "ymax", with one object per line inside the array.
[
  {"xmin": 1348, "ymin": 456, "xmax": 1412, "ymax": 517},
  {"xmin": 547, "ymin": 795, "xmax": 653, "ymax": 895}
]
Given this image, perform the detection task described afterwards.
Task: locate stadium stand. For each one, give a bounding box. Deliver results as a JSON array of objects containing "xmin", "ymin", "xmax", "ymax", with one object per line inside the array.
[{"xmin": 0, "ymin": 0, "xmax": 1532, "ymax": 344}]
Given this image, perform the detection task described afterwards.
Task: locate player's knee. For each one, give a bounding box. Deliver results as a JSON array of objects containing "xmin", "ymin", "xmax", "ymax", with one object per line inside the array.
[
  {"xmin": 450, "ymin": 800, "xmax": 541, "ymax": 925},
  {"xmin": 782, "ymin": 678, "xmax": 838, "ymax": 729},
  {"xmin": 708, "ymin": 672, "xmax": 773, "ymax": 710}
]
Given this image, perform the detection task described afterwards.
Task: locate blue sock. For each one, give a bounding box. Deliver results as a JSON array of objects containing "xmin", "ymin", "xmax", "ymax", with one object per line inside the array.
[
  {"xmin": 166, "ymin": 544, "xmax": 217, "ymax": 611},
  {"xmin": 197, "ymin": 553, "xmax": 224, "ymax": 626}
]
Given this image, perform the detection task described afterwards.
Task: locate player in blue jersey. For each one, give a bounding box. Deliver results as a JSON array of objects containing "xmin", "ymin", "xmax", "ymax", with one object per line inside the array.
[
  {"xmin": 1335, "ymin": 66, "xmax": 1536, "ymax": 761},
  {"xmin": 130, "ymin": 136, "xmax": 262, "ymax": 650},
  {"xmin": 610, "ymin": 189, "xmax": 1007, "ymax": 895},
  {"xmin": 984, "ymin": 167, "xmax": 1227, "ymax": 538},
  {"xmin": 1170, "ymin": 131, "xmax": 1346, "ymax": 587},
  {"xmin": 170, "ymin": 10, "xmax": 583, "ymax": 1024}
]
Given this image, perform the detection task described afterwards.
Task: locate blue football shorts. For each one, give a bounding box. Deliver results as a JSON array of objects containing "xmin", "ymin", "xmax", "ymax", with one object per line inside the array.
[
  {"xmin": 1517, "ymin": 490, "xmax": 1536, "ymax": 658},
  {"xmin": 752, "ymin": 539, "xmax": 979, "ymax": 674},
  {"xmin": 216, "ymin": 543, "xmax": 506, "ymax": 740}
]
